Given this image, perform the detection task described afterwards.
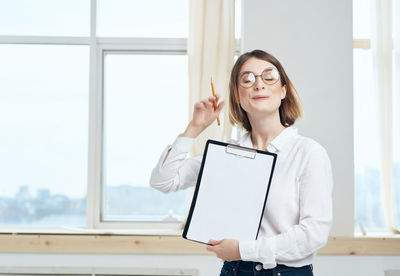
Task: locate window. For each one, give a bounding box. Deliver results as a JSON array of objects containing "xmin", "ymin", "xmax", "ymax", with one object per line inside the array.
[
  {"xmin": 0, "ymin": 0, "xmax": 241, "ymax": 230},
  {"xmin": 0, "ymin": 1, "xmax": 191, "ymax": 230},
  {"xmin": 353, "ymin": 0, "xmax": 400, "ymax": 233}
]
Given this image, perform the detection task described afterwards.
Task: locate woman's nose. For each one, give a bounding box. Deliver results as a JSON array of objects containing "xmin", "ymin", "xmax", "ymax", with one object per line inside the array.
[{"xmin": 254, "ymin": 76, "xmax": 265, "ymax": 90}]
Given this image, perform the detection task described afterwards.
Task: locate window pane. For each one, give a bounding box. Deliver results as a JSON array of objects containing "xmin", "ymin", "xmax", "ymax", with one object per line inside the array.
[
  {"xmin": 102, "ymin": 53, "xmax": 191, "ymax": 222},
  {"xmin": 0, "ymin": 45, "xmax": 89, "ymax": 227},
  {"xmin": 97, "ymin": 0, "xmax": 188, "ymax": 37},
  {"xmin": 353, "ymin": 48, "xmax": 386, "ymax": 231},
  {"xmin": 353, "ymin": 0, "xmax": 372, "ymax": 39},
  {"xmin": 0, "ymin": 0, "xmax": 90, "ymax": 36}
]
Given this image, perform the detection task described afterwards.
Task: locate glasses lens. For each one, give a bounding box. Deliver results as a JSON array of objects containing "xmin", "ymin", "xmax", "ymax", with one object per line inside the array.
[
  {"xmin": 239, "ymin": 72, "xmax": 256, "ymax": 88},
  {"xmin": 261, "ymin": 68, "xmax": 279, "ymax": 85}
]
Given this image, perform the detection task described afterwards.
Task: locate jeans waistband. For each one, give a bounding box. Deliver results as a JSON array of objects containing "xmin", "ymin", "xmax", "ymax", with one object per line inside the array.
[{"xmin": 227, "ymin": 261, "xmax": 313, "ymax": 273}]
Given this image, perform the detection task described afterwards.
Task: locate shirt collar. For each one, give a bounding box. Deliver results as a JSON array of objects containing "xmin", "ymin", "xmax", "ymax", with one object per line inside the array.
[{"xmin": 241, "ymin": 126, "xmax": 298, "ymax": 153}]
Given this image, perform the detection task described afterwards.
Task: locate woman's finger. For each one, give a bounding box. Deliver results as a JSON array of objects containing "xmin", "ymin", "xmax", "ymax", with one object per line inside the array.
[
  {"xmin": 202, "ymin": 99, "xmax": 214, "ymax": 109},
  {"xmin": 201, "ymin": 100, "xmax": 209, "ymax": 109},
  {"xmin": 209, "ymin": 239, "xmax": 223, "ymax": 245},
  {"xmin": 194, "ymin": 102, "xmax": 204, "ymax": 110},
  {"xmin": 217, "ymin": 100, "xmax": 225, "ymax": 112},
  {"xmin": 206, "ymin": 245, "xmax": 215, "ymax": 252},
  {"xmin": 208, "ymin": 96, "xmax": 223, "ymax": 110},
  {"xmin": 207, "ymin": 97, "xmax": 217, "ymax": 107}
]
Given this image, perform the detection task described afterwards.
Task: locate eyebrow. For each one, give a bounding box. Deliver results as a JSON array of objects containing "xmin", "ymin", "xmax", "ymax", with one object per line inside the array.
[
  {"xmin": 239, "ymin": 67, "xmax": 275, "ymax": 76},
  {"xmin": 240, "ymin": 70, "xmax": 253, "ymax": 76}
]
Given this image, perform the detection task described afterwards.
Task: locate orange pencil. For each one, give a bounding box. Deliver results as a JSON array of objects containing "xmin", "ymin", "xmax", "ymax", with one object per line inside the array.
[{"xmin": 210, "ymin": 77, "xmax": 221, "ymax": 126}]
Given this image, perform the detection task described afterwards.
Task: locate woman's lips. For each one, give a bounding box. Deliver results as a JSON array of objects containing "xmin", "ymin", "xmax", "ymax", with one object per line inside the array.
[{"xmin": 252, "ymin": 96, "xmax": 270, "ymax": 100}]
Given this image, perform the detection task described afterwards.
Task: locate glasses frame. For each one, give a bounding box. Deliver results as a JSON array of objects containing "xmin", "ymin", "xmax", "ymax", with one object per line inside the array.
[{"xmin": 238, "ymin": 67, "xmax": 280, "ymax": 88}]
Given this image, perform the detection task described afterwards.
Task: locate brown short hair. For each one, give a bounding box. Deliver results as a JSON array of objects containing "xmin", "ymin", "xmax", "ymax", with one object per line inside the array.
[{"xmin": 229, "ymin": 50, "xmax": 303, "ymax": 132}]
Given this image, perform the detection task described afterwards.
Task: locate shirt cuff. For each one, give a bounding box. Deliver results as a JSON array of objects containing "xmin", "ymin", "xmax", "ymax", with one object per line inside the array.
[
  {"xmin": 239, "ymin": 239, "xmax": 257, "ymax": 261},
  {"xmin": 239, "ymin": 237, "xmax": 277, "ymax": 269},
  {"xmin": 171, "ymin": 134, "xmax": 196, "ymax": 153}
]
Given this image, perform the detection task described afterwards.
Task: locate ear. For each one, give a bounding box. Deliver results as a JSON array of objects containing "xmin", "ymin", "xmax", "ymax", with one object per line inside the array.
[{"xmin": 281, "ymin": 85, "xmax": 287, "ymax": 100}]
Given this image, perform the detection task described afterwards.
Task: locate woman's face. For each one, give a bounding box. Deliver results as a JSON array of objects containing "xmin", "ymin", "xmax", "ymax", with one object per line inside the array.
[{"xmin": 238, "ymin": 57, "xmax": 286, "ymax": 118}]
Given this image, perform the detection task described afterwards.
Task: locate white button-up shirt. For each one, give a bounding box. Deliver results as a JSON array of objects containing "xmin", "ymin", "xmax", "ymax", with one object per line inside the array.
[{"xmin": 150, "ymin": 126, "xmax": 333, "ymax": 269}]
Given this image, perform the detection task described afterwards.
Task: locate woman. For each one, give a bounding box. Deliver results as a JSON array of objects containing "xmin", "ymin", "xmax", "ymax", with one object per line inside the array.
[{"xmin": 150, "ymin": 49, "xmax": 333, "ymax": 276}]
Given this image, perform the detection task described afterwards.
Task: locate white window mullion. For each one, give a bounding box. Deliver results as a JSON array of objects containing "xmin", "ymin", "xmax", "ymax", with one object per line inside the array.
[
  {"xmin": 96, "ymin": 38, "xmax": 187, "ymax": 52},
  {"xmin": 0, "ymin": 36, "xmax": 89, "ymax": 45},
  {"xmin": 86, "ymin": 0, "xmax": 100, "ymax": 229},
  {"xmin": 91, "ymin": 44, "xmax": 105, "ymax": 229}
]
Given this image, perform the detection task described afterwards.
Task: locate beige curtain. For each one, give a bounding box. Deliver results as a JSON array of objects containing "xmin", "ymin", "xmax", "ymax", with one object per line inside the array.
[
  {"xmin": 188, "ymin": 0, "xmax": 236, "ymax": 155},
  {"xmin": 372, "ymin": 0, "xmax": 400, "ymax": 233}
]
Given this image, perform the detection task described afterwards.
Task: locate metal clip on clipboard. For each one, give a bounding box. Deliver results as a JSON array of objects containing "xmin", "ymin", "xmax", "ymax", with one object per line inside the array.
[{"xmin": 225, "ymin": 144, "xmax": 256, "ymax": 159}]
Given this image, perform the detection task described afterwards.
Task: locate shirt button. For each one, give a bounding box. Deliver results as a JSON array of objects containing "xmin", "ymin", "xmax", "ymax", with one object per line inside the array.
[{"xmin": 255, "ymin": 264, "xmax": 262, "ymax": 271}]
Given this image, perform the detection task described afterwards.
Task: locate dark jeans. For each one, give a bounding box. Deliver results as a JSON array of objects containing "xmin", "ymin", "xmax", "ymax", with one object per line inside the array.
[{"xmin": 220, "ymin": 261, "xmax": 313, "ymax": 276}]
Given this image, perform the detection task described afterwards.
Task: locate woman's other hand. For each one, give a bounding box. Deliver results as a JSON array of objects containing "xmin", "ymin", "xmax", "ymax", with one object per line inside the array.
[{"xmin": 206, "ymin": 238, "xmax": 241, "ymax": 262}]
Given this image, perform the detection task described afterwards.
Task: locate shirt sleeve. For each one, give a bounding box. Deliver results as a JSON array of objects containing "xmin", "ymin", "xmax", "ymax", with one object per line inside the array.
[
  {"xmin": 239, "ymin": 145, "xmax": 333, "ymax": 268},
  {"xmin": 149, "ymin": 134, "xmax": 203, "ymax": 193}
]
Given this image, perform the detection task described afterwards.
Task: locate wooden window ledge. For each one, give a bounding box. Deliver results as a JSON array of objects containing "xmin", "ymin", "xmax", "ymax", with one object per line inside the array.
[{"xmin": 0, "ymin": 234, "xmax": 399, "ymax": 255}]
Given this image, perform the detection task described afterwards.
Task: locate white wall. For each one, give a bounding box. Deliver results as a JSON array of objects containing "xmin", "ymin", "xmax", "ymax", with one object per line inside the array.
[
  {"xmin": 1, "ymin": 253, "xmax": 400, "ymax": 276},
  {"xmin": 242, "ymin": 0, "xmax": 354, "ymax": 236}
]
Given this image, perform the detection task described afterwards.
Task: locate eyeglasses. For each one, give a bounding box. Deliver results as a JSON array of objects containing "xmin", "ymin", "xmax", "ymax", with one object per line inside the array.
[{"xmin": 239, "ymin": 68, "xmax": 280, "ymax": 88}]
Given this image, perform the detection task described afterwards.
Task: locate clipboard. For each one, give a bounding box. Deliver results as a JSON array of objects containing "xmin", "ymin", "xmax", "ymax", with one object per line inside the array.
[{"xmin": 182, "ymin": 139, "xmax": 277, "ymax": 245}]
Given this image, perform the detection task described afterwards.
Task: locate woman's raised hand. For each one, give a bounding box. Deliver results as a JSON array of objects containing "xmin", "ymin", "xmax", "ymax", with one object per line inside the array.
[{"xmin": 182, "ymin": 93, "xmax": 225, "ymax": 138}]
